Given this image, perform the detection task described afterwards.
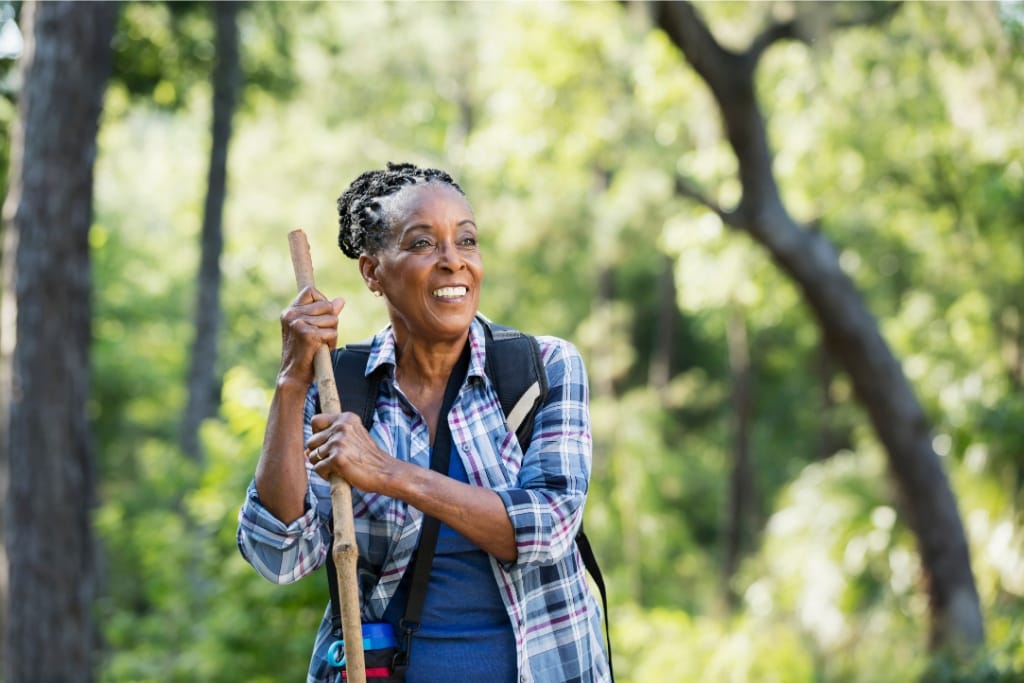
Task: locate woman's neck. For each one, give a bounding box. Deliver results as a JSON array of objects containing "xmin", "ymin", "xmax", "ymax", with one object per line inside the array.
[
  {"xmin": 392, "ymin": 329, "xmax": 469, "ymax": 392},
  {"xmin": 392, "ymin": 329, "xmax": 469, "ymax": 443}
]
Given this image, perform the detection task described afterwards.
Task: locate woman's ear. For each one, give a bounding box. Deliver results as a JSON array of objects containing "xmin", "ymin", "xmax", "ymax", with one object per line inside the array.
[{"xmin": 359, "ymin": 254, "xmax": 381, "ymax": 295}]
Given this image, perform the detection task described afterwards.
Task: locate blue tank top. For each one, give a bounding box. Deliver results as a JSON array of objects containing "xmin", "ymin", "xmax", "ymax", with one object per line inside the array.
[{"xmin": 383, "ymin": 445, "xmax": 517, "ymax": 683}]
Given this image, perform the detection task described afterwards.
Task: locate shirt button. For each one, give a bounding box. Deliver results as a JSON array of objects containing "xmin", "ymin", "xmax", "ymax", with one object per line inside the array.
[{"xmin": 462, "ymin": 443, "xmax": 470, "ymax": 452}]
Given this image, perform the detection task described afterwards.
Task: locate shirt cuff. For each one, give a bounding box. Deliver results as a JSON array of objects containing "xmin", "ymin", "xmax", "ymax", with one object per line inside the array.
[
  {"xmin": 238, "ymin": 481, "xmax": 320, "ymax": 550},
  {"xmin": 495, "ymin": 487, "xmax": 582, "ymax": 570}
]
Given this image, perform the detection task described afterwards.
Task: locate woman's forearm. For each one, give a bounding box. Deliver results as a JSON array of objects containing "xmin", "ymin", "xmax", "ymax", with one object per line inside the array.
[
  {"xmin": 254, "ymin": 376, "xmax": 312, "ymax": 524},
  {"xmin": 386, "ymin": 463, "xmax": 517, "ymax": 562}
]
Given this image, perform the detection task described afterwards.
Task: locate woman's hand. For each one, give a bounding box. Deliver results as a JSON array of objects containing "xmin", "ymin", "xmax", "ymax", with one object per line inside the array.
[
  {"xmin": 305, "ymin": 413, "xmax": 517, "ymax": 562},
  {"xmin": 305, "ymin": 413, "xmax": 403, "ymax": 493},
  {"xmin": 278, "ymin": 287, "xmax": 345, "ymax": 387}
]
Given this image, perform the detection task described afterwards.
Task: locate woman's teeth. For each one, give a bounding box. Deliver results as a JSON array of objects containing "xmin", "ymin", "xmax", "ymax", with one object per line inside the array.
[{"xmin": 433, "ymin": 286, "xmax": 467, "ymax": 299}]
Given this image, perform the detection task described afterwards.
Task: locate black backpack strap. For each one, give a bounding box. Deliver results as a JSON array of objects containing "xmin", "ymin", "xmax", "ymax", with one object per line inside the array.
[
  {"xmin": 479, "ymin": 317, "xmax": 547, "ymax": 453},
  {"xmin": 577, "ymin": 523, "xmax": 613, "ymax": 678},
  {"xmin": 332, "ymin": 342, "xmax": 379, "ymax": 431}
]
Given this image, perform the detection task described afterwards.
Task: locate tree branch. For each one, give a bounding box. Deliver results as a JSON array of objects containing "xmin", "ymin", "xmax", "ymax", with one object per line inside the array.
[
  {"xmin": 673, "ymin": 175, "xmax": 739, "ymax": 228},
  {"xmin": 746, "ymin": 20, "xmax": 798, "ymax": 65},
  {"xmin": 653, "ymin": 1, "xmax": 779, "ymax": 219},
  {"xmin": 831, "ymin": 1, "xmax": 904, "ymax": 31},
  {"xmin": 650, "ymin": 2, "xmax": 745, "ymax": 94}
]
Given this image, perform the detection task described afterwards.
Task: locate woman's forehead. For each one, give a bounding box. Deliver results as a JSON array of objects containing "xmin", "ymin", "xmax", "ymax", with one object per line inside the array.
[{"xmin": 389, "ymin": 182, "xmax": 473, "ymax": 223}]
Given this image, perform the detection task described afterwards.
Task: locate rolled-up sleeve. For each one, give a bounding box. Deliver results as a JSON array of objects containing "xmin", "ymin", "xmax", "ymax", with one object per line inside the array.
[
  {"xmin": 237, "ymin": 385, "xmax": 330, "ymax": 585},
  {"xmin": 237, "ymin": 481, "xmax": 328, "ymax": 585},
  {"xmin": 496, "ymin": 338, "xmax": 591, "ymax": 568}
]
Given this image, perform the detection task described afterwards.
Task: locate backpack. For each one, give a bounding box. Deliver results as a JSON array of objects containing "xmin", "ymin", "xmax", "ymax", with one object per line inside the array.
[{"xmin": 324, "ymin": 317, "xmax": 613, "ymax": 676}]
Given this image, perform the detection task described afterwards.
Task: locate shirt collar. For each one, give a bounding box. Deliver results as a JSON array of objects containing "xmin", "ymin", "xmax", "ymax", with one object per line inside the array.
[{"xmin": 364, "ymin": 315, "xmax": 489, "ymax": 382}]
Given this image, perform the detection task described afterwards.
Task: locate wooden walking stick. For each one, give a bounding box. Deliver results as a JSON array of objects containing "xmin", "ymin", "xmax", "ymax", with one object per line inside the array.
[{"xmin": 288, "ymin": 229, "xmax": 366, "ymax": 683}]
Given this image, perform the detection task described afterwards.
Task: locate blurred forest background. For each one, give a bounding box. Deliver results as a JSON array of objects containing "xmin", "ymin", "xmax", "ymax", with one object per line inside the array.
[{"xmin": 1, "ymin": 1, "xmax": 1023, "ymax": 682}]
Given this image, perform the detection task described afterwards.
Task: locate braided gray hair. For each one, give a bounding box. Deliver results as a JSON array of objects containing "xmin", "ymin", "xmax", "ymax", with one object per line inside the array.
[{"xmin": 336, "ymin": 161, "xmax": 465, "ymax": 259}]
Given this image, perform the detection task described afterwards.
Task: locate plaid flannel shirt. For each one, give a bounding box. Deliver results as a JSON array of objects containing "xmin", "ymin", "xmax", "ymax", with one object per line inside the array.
[{"xmin": 237, "ymin": 317, "xmax": 611, "ymax": 683}]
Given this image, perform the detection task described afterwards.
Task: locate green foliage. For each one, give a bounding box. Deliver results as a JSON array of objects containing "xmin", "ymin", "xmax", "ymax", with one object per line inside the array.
[
  {"xmin": 111, "ymin": 1, "xmax": 299, "ymax": 111},
  {"xmin": 98, "ymin": 368, "xmax": 327, "ymax": 682},
  {"xmin": 111, "ymin": 2, "xmax": 215, "ymax": 109},
  {"xmin": 612, "ymin": 604, "xmax": 817, "ymax": 682},
  {"xmin": 81, "ymin": 1, "xmax": 1024, "ymax": 681},
  {"xmin": 924, "ymin": 626, "xmax": 1024, "ymax": 683}
]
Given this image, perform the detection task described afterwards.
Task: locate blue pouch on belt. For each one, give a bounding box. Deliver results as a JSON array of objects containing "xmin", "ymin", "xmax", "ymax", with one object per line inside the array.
[{"xmin": 329, "ymin": 622, "xmax": 404, "ymax": 682}]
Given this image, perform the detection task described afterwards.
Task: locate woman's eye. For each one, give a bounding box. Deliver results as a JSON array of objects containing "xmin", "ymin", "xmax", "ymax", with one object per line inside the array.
[
  {"xmin": 458, "ymin": 237, "xmax": 478, "ymax": 248},
  {"xmin": 409, "ymin": 238, "xmax": 433, "ymax": 251}
]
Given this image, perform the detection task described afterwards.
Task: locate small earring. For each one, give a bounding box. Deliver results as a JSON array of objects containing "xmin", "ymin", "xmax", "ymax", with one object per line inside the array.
[{"xmin": 373, "ymin": 290, "xmax": 383, "ymax": 298}]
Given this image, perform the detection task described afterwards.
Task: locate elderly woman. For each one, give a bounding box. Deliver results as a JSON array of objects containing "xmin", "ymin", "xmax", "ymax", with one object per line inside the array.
[{"xmin": 237, "ymin": 162, "xmax": 610, "ymax": 683}]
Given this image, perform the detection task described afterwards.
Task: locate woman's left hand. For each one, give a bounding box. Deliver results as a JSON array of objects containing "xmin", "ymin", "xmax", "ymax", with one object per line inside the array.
[{"xmin": 304, "ymin": 412, "xmax": 403, "ymax": 494}]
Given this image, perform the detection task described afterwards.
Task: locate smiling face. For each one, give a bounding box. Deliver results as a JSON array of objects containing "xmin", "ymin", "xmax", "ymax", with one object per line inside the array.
[{"xmin": 359, "ymin": 182, "xmax": 483, "ymax": 345}]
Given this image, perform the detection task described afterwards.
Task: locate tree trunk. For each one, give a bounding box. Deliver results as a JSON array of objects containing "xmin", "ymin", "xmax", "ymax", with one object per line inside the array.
[
  {"xmin": 1000, "ymin": 304, "xmax": 1022, "ymax": 392},
  {"xmin": 648, "ymin": 252, "xmax": 677, "ymax": 397},
  {"xmin": 723, "ymin": 302, "xmax": 755, "ymax": 606},
  {"xmin": 180, "ymin": 1, "xmax": 241, "ymax": 461},
  {"xmin": 442, "ymin": 3, "xmax": 476, "ymax": 178},
  {"xmin": 651, "ymin": 1, "xmax": 984, "ymax": 654},
  {"xmin": 590, "ymin": 167, "xmax": 617, "ymax": 400},
  {"xmin": 0, "ymin": 2, "xmax": 119, "ymax": 680}
]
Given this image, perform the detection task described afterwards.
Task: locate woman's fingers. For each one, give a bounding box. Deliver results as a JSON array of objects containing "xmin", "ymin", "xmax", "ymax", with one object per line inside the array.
[
  {"xmin": 309, "ymin": 411, "xmax": 347, "ymax": 436},
  {"xmin": 308, "ymin": 443, "xmax": 329, "ymax": 465},
  {"xmin": 291, "ymin": 285, "xmax": 327, "ymax": 306},
  {"xmin": 278, "ymin": 293, "xmax": 346, "ymax": 386},
  {"xmin": 284, "ymin": 287, "xmax": 329, "ymax": 335},
  {"xmin": 306, "ymin": 413, "xmax": 394, "ymax": 492},
  {"xmin": 305, "ymin": 412, "xmax": 351, "ymax": 462},
  {"xmin": 283, "ymin": 291, "xmax": 345, "ymax": 331}
]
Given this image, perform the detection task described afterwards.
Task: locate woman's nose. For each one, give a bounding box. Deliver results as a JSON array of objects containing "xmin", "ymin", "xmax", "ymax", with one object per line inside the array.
[{"xmin": 436, "ymin": 240, "xmax": 465, "ymax": 270}]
